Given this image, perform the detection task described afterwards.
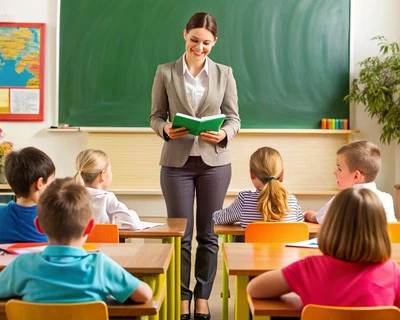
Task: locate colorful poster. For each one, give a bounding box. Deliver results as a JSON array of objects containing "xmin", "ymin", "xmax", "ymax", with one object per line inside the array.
[{"xmin": 0, "ymin": 23, "xmax": 45, "ymax": 121}]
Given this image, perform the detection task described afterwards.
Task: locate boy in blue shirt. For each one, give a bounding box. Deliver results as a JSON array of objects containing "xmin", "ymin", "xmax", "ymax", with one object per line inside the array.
[
  {"xmin": 0, "ymin": 177, "xmax": 153, "ymax": 303},
  {"xmin": 0, "ymin": 147, "xmax": 55, "ymax": 243}
]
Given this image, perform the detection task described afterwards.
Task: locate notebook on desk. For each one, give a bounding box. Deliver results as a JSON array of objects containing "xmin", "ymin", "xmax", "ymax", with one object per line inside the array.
[
  {"xmin": 2, "ymin": 242, "xmax": 98, "ymax": 254},
  {"xmin": 285, "ymin": 238, "xmax": 319, "ymax": 249},
  {"xmin": 118, "ymin": 220, "xmax": 164, "ymax": 231}
]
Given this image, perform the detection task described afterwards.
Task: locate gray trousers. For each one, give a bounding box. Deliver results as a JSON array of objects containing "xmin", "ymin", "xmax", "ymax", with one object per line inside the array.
[{"xmin": 161, "ymin": 157, "xmax": 231, "ymax": 300}]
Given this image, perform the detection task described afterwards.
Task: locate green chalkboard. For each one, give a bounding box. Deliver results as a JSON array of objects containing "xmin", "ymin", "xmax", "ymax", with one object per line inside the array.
[{"xmin": 59, "ymin": 0, "xmax": 350, "ymax": 128}]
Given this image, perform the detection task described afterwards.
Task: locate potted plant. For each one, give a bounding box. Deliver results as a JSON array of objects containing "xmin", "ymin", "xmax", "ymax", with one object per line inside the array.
[{"xmin": 345, "ymin": 36, "xmax": 400, "ymax": 144}]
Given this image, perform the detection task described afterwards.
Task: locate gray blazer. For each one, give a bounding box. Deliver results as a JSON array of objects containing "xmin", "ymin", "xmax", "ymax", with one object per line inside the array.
[{"xmin": 150, "ymin": 57, "xmax": 240, "ymax": 167}]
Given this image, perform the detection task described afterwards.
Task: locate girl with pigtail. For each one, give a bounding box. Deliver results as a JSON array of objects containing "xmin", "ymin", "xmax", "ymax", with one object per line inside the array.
[{"xmin": 213, "ymin": 146, "xmax": 303, "ymax": 228}]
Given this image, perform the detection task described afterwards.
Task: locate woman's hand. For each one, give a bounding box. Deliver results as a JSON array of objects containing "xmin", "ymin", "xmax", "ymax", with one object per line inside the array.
[
  {"xmin": 200, "ymin": 129, "xmax": 227, "ymax": 144},
  {"xmin": 164, "ymin": 123, "xmax": 188, "ymax": 139}
]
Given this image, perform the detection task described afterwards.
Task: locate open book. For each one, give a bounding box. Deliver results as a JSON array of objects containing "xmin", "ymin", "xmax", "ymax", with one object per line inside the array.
[
  {"xmin": 172, "ymin": 113, "xmax": 226, "ymax": 136},
  {"xmin": 285, "ymin": 238, "xmax": 319, "ymax": 248},
  {"xmin": 118, "ymin": 220, "xmax": 164, "ymax": 231}
]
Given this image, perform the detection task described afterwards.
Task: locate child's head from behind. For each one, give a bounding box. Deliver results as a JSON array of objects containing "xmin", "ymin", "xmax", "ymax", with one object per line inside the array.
[
  {"xmin": 319, "ymin": 188, "xmax": 390, "ymax": 263},
  {"xmin": 250, "ymin": 146, "xmax": 288, "ymax": 221},
  {"xmin": 37, "ymin": 177, "xmax": 93, "ymax": 243},
  {"xmin": 75, "ymin": 149, "xmax": 112, "ymax": 189},
  {"xmin": 335, "ymin": 141, "xmax": 380, "ymax": 189},
  {"xmin": 5, "ymin": 147, "xmax": 55, "ymax": 198}
]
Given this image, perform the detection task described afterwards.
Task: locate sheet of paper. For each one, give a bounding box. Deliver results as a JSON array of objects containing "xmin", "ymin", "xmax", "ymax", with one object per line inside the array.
[
  {"xmin": 285, "ymin": 238, "xmax": 318, "ymax": 248},
  {"xmin": 119, "ymin": 221, "xmax": 164, "ymax": 230}
]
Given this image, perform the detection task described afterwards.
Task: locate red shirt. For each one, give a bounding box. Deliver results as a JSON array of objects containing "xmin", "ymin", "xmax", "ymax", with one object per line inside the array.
[{"xmin": 282, "ymin": 255, "xmax": 400, "ymax": 307}]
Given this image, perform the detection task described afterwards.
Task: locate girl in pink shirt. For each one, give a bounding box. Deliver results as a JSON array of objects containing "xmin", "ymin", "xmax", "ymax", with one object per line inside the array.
[{"xmin": 247, "ymin": 188, "xmax": 400, "ymax": 308}]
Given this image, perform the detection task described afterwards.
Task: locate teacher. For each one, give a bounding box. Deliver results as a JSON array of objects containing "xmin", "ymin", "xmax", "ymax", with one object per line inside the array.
[{"xmin": 150, "ymin": 12, "xmax": 240, "ymax": 320}]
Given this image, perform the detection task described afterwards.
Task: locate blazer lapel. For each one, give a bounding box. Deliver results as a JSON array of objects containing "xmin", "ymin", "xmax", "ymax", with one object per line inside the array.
[{"xmin": 172, "ymin": 57, "xmax": 194, "ymax": 115}]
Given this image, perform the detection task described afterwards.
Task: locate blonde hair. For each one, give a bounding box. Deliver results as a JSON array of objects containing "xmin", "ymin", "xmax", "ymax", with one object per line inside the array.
[
  {"xmin": 75, "ymin": 149, "xmax": 109, "ymax": 185},
  {"xmin": 37, "ymin": 177, "xmax": 93, "ymax": 242},
  {"xmin": 337, "ymin": 141, "xmax": 381, "ymax": 182},
  {"xmin": 318, "ymin": 188, "xmax": 391, "ymax": 263},
  {"xmin": 250, "ymin": 147, "xmax": 289, "ymax": 221}
]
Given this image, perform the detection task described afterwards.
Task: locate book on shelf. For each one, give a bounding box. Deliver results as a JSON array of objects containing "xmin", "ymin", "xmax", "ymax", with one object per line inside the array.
[
  {"xmin": 285, "ymin": 238, "xmax": 319, "ymax": 248},
  {"xmin": 172, "ymin": 112, "xmax": 226, "ymax": 136}
]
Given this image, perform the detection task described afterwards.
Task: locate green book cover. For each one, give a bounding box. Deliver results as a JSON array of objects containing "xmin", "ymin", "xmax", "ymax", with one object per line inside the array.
[{"xmin": 172, "ymin": 113, "xmax": 226, "ymax": 136}]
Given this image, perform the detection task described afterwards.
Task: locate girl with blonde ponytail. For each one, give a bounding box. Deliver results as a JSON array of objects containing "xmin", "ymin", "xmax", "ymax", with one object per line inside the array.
[{"xmin": 213, "ymin": 146, "xmax": 303, "ymax": 228}]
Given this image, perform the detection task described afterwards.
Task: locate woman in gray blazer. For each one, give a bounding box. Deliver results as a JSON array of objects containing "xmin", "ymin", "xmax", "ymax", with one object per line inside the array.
[{"xmin": 150, "ymin": 12, "xmax": 240, "ymax": 320}]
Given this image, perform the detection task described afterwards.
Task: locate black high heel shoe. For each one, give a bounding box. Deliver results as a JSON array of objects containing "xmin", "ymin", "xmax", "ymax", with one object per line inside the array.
[
  {"xmin": 181, "ymin": 300, "xmax": 191, "ymax": 320},
  {"xmin": 194, "ymin": 299, "xmax": 211, "ymax": 320}
]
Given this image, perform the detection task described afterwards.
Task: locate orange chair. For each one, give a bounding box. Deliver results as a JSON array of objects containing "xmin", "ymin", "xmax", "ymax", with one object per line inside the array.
[
  {"xmin": 301, "ymin": 304, "xmax": 400, "ymax": 320},
  {"xmin": 388, "ymin": 222, "xmax": 400, "ymax": 242},
  {"xmin": 245, "ymin": 221, "xmax": 309, "ymax": 243},
  {"xmin": 6, "ymin": 300, "xmax": 109, "ymax": 320},
  {"xmin": 86, "ymin": 223, "xmax": 119, "ymax": 243}
]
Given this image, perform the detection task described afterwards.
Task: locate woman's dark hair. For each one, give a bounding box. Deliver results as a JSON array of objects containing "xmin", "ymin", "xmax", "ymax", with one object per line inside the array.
[{"xmin": 185, "ymin": 12, "xmax": 218, "ymax": 38}]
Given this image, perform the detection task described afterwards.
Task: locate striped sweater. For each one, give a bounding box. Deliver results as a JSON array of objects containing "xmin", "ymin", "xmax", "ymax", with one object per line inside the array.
[{"xmin": 212, "ymin": 190, "xmax": 304, "ymax": 228}]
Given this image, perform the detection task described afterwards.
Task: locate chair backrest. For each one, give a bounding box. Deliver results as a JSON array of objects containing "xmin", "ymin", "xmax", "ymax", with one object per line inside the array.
[
  {"xmin": 388, "ymin": 222, "xmax": 400, "ymax": 242},
  {"xmin": 301, "ymin": 304, "xmax": 400, "ymax": 320},
  {"xmin": 245, "ymin": 221, "xmax": 309, "ymax": 243},
  {"xmin": 86, "ymin": 223, "xmax": 119, "ymax": 243},
  {"xmin": 6, "ymin": 299, "xmax": 109, "ymax": 320}
]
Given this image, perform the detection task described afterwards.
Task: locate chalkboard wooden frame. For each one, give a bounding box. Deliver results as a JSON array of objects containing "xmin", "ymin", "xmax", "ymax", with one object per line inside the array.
[{"xmin": 58, "ymin": 0, "xmax": 350, "ymax": 128}]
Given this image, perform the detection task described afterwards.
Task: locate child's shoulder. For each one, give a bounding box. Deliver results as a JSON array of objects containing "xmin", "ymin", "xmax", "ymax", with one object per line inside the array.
[{"xmin": 238, "ymin": 189, "xmax": 259, "ymax": 198}]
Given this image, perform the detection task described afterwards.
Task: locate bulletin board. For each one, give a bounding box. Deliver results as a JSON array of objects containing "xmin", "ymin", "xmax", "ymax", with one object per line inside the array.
[{"xmin": 0, "ymin": 23, "xmax": 45, "ymax": 121}]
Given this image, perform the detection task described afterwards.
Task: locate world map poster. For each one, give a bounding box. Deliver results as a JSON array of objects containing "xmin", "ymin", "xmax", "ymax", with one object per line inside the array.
[{"xmin": 0, "ymin": 23, "xmax": 45, "ymax": 121}]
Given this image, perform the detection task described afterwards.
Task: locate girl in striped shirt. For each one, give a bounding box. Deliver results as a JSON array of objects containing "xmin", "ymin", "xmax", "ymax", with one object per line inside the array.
[{"xmin": 213, "ymin": 146, "xmax": 303, "ymax": 228}]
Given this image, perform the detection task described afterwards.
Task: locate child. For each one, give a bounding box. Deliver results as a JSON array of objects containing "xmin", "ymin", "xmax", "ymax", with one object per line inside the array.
[
  {"xmin": 0, "ymin": 177, "xmax": 153, "ymax": 303},
  {"xmin": 0, "ymin": 147, "xmax": 55, "ymax": 243},
  {"xmin": 74, "ymin": 149, "xmax": 142, "ymax": 229},
  {"xmin": 247, "ymin": 188, "xmax": 400, "ymax": 307},
  {"xmin": 304, "ymin": 140, "xmax": 396, "ymax": 223},
  {"xmin": 213, "ymin": 146, "xmax": 304, "ymax": 228}
]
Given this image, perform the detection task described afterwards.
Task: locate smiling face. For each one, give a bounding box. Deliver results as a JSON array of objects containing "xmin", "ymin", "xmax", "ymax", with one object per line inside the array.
[
  {"xmin": 334, "ymin": 153, "xmax": 359, "ymax": 189},
  {"xmin": 183, "ymin": 27, "xmax": 216, "ymax": 66}
]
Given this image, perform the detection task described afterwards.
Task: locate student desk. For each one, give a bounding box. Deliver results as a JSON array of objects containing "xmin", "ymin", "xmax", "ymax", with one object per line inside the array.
[
  {"xmin": 214, "ymin": 222, "xmax": 321, "ymax": 320},
  {"xmin": 119, "ymin": 217, "xmax": 187, "ymax": 320},
  {"xmin": 248, "ymin": 292, "xmax": 303, "ymax": 317},
  {"xmin": 224, "ymin": 242, "xmax": 400, "ymax": 320},
  {"xmin": 0, "ymin": 184, "xmax": 14, "ymax": 202},
  {"xmin": 0, "ymin": 243, "xmax": 173, "ymax": 320}
]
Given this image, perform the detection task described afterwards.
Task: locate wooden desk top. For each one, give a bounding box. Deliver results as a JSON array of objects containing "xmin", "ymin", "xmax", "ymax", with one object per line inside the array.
[
  {"xmin": 214, "ymin": 222, "xmax": 321, "ymax": 237},
  {"xmin": 0, "ymin": 243, "xmax": 173, "ymax": 276},
  {"xmin": 248, "ymin": 293, "xmax": 303, "ymax": 317},
  {"xmin": 223, "ymin": 242, "xmax": 321, "ymax": 276},
  {"xmin": 223, "ymin": 243, "xmax": 400, "ymax": 276},
  {"xmin": 119, "ymin": 218, "xmax": 187, "ymax": 238}
]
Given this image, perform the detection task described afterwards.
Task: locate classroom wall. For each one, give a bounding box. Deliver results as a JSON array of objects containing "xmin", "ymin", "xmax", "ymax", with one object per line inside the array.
[{"xmin": 1, "ymin": 0, "xmax": 400, "ymax": 215}]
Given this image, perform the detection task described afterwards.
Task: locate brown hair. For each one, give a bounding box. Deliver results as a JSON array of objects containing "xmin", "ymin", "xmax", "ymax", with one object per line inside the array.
[
  {"xmin": 37, "ymin": 177, "xmax": 93, "ymax": 242},
  {"xmin": 75, "ymin": 149, "xmax": 109, "ymax": 185},
  {"xmin": 318, "ymin": 188, "xmax": 391, "ymax": 263},
  {"xmin": 5, "ymin": 147, "xmax": 55, "ymax": 198},
  {"xmin": 250, "ymin": 147, "xmax": 289, "ymax": 221},
  {"xmin": 337, "ymin": 140, "xmax": 381, "ymax": 182},
  {"xmin": 185, "ymin": 12, "xmax": 218, "ymax": 39}
]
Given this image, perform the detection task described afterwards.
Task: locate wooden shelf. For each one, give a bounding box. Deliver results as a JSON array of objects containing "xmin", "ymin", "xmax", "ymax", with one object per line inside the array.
[
  {"xmin": 109, "ymin": 188, "xmax": 339, "ymax": 196},
  {"xmin": 47, "ymin": 127, "xmax": 359, "ymax": 135}
]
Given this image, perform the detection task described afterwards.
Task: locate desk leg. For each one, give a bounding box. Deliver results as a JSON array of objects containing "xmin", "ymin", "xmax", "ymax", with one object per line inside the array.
[
  {"xmin": 234, "ymin": 275, "xmax": 250, "ymax": 320},
  {"xmin": 163, "ymin": 237, "xmax": 177, "ymax": 320},
  {"xmin": 221, "ymin": 234, "xmax": 233, "ymax": 320},
  {"xmin": 175, "ymin": 237, "xmax": 181, "ymax": 320}
]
